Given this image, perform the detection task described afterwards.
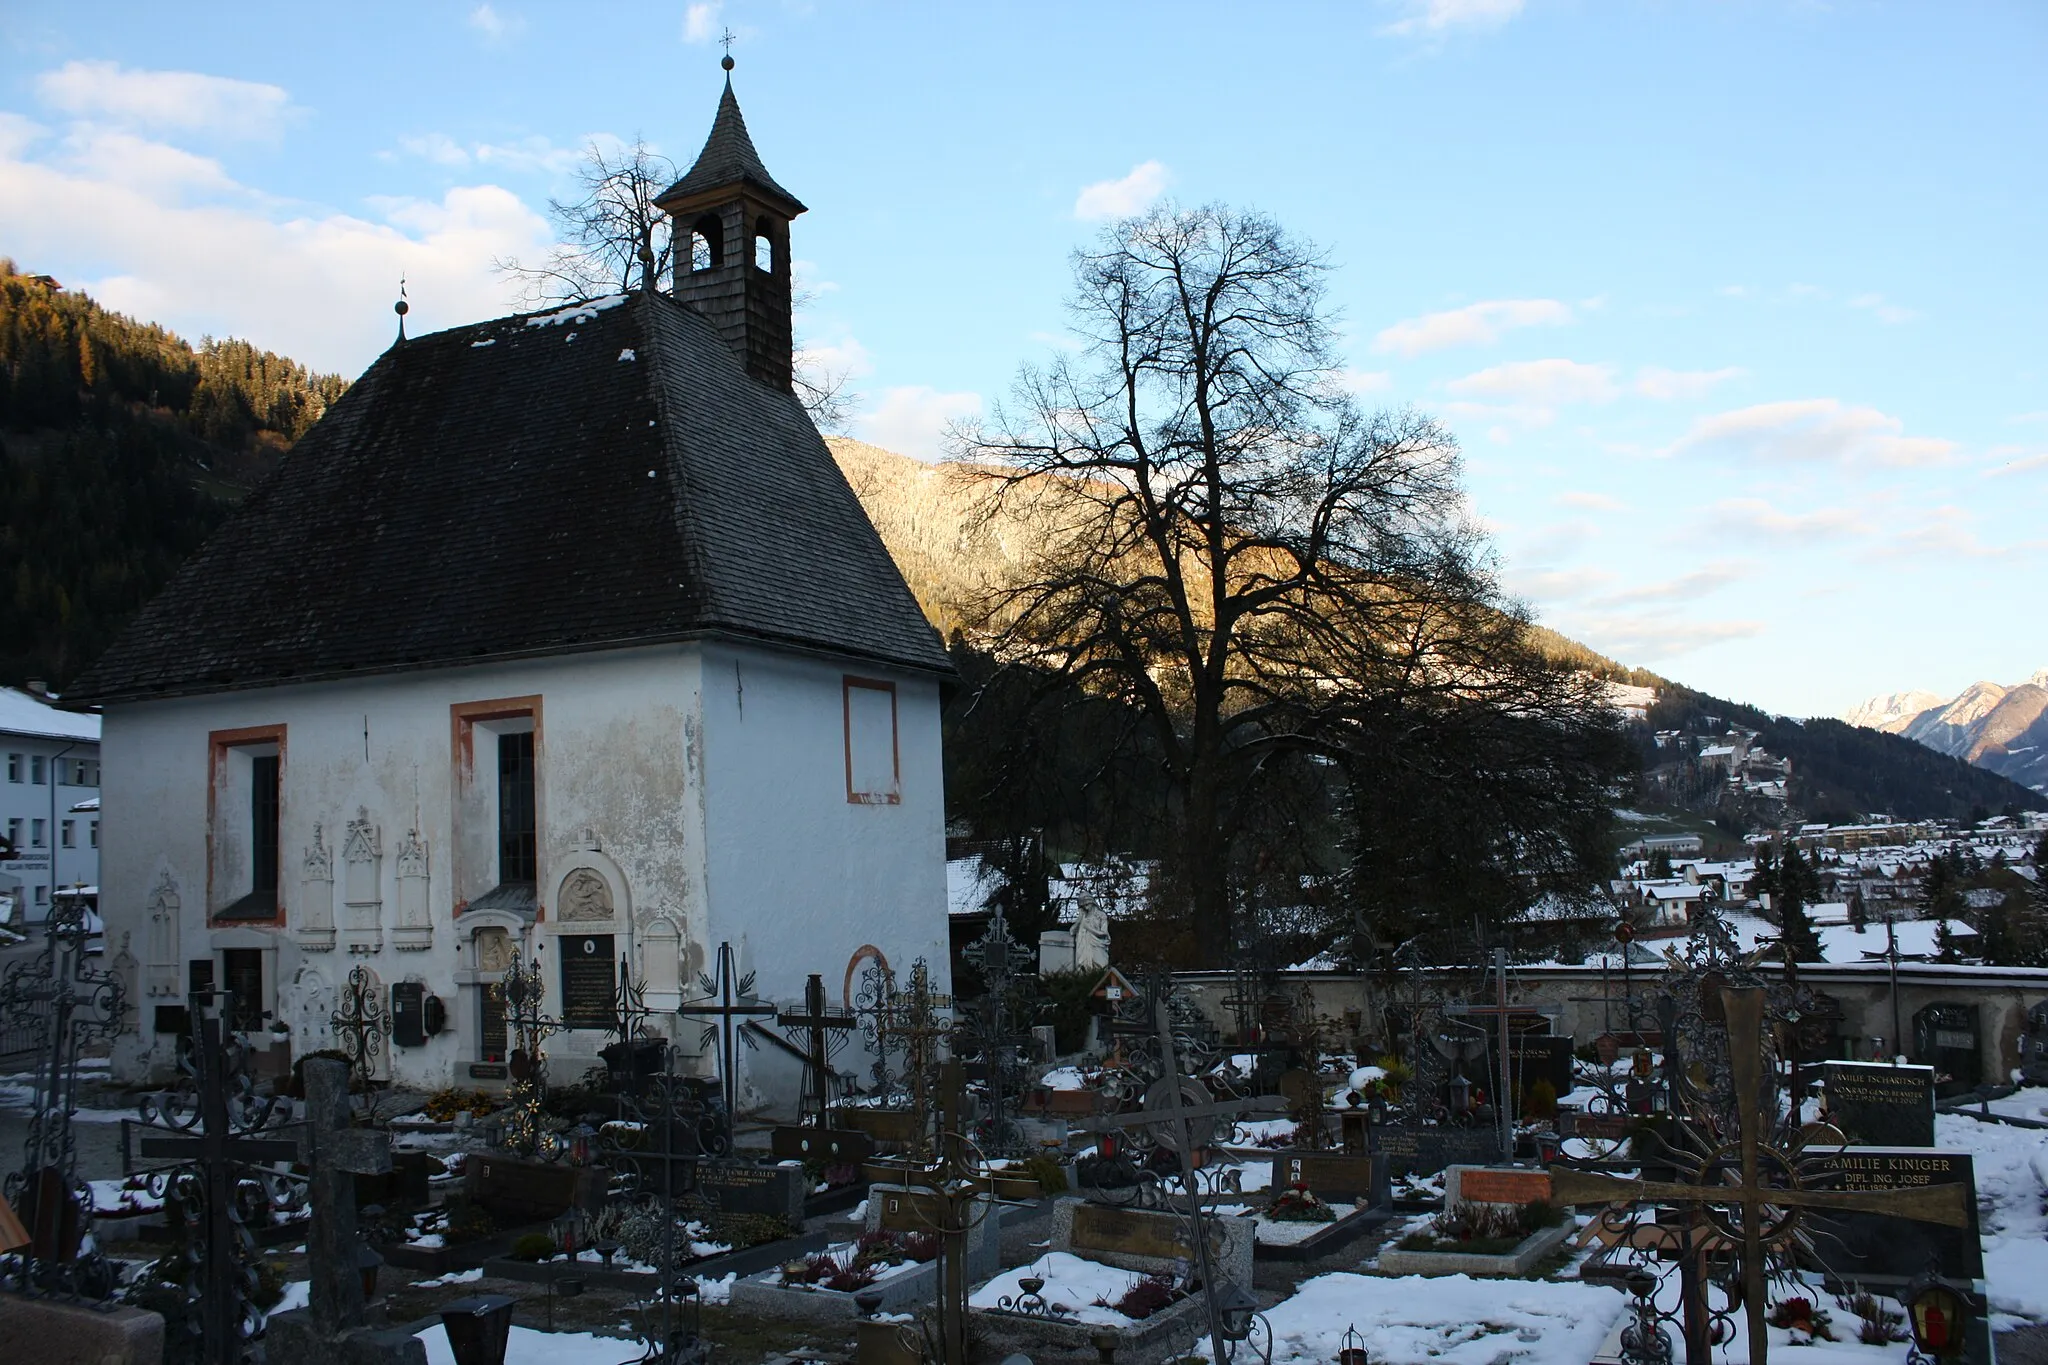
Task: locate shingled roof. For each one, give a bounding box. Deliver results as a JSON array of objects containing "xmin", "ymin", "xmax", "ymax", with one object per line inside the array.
[
  {"xmin": 658, "ymin": 78, "xmax": 806, "ymax": 215},
  {"xmin": 69, "ymin": 291, "xmax": 951, "ymax": 704}
]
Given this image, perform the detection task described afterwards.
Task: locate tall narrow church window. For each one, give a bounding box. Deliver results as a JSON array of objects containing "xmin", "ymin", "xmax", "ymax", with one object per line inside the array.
[
  {"xmin": 498, "ymin": 731, "xmax": 537, "ymax": 885},
  {"xmin": 754, "ymin": 223, "xmax": 774, "ymax": 273},
  {"xmin": 844, "ymin": 677, "xmax": 900, "ymax": 805},
  {"xmin": 691, "ymin": 214, "xmax": 723, "ymax": 271},
  {"xmin": 209, "ymin": 726, "xmax": 286, "ymax": 922}
]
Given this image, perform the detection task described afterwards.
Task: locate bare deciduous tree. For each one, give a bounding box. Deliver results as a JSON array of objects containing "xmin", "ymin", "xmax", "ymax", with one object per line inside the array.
[
  {"xmin": 495, "ymin": 138, "xmax": 857, "ymax": 429},
  {"xmin": 963, "ymin": 203, "xmax": 1624, "ymax": 961}
]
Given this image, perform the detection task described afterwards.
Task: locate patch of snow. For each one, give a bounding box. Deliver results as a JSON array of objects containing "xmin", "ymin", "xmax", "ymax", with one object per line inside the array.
[
  {"xmin": 413, "ymin": 1267, "xmax": 486, "ymax": 1288},
  {"xmin": 422, "ymin": 1324, "xmax": 644, "ymax": 1365},
  {"xmin": 618, "ymin": 348, "xmax": 636, "ymax": 361},
  {"xmin": 1042, "ymin": 1066, "xmax": 1088, "ymax": 1092},
  {"xmin": 1262, "ymin": 1271, "xmax": 1626, "ymax": 1365},
  {"xmin": 971, "ymin": 1252, "xmax": 1168, "ymax": 1327},
  {"xmin": 524, "ymin": 294, "xmax": 628, "ymax": 328},
  {"xmin": 470, "ymin": 338, "xmax": 496, "ymax": 347},
  {"xmin": 1934, "ymin": 1110, "xmax": 2048, "ymax": 1324}
]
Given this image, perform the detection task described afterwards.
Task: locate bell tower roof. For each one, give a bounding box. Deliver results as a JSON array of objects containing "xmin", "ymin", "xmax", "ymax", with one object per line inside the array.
[{"xmin": 657, "ymin": 74, "xmax": 806, "ymax": 219}]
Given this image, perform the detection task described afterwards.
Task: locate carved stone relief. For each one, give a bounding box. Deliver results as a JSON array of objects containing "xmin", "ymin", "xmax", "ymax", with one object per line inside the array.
[
  {"xmin": 342, "ymin": 806, "xmax": 383, "ymax": 954},
  {"xmin": 393, "ymin": 827, "xmax": 431, "ymax": 952},
  {"xmin": 559, "ymin": 867, "xmax": 614, "ymax": 922},
  {"xmin": 473, "ymin": 926, "xmax": 513, "ymax": 974},
  {"xmin": 296, "ymin": 822, "xmax": 336, "ymax": 953},
  {"xmin": 146, "ymin": 869, "xmax": 180, "ymax": 998}
]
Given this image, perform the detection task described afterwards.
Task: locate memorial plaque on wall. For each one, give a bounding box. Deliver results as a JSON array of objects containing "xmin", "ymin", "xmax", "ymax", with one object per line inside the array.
[
  {"xmin": 479, "ymin": 986, "xmax": 508, "ymax": 1063},
  {"xmin": 1822, "ymin": 1062, "xmax": 1935, "ymax": 1147},
  {"xmin": 559, "ymin": 933, "xmax": 616, "ymax": 1028}
]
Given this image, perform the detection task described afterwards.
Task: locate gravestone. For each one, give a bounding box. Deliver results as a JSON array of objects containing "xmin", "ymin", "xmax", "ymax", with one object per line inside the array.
[
  {"xmin": 1913, "ymin": 1002, "xmax": 1982, "ymax": 1094},
  {"xmin": 1372, "ymin": 1126, "xmax": 1502, "ymax": 1179},
  {"xmin": 1822, "ymin": 1061, "xmax": 1936, "ymax": 1147},
  {"xmin": 1049, "ymin": 1196, "xmax": 1253, "ymax": 1290},
  {"xmin": 266, "ymin": 1058, "xmax": 426, "ymax": 1365},
  {"xmin": 832, "ymin": 1106, "xmax": 923, "ymax": 1145},
  {"xmin": 1802, "ymin": 1147, "xmax": 1990, "ymax": 1365},
  {"xmin": 869, "ymin": 1182, "xmax": 1000, "ymax": 1284},
  {"xmin": 2022, "ymin": 1001, "xmax": 2048, "ymax": 1085},
  {"xmin": 465, "ymin": 1153, "xmax": 603, "ymax": 1223},
  {"xmin": 696, "ymin": 1160, "xmax": 806, "ymax": 1227},
  {"xmin": 1496, "ymin": 1035, "xmax": 1574, "ymax": 1097},
  {"xmin": 558, "ymin": 933, "xmax": 616, "ymax": 1029},
  {"xmin": 1270, "ymin": 1151, "xmax": 1384, "ymax": 1205},
  {"xmin": 1443, "ymin": 1165, "xmax": 1552, "ymax": 1207}
]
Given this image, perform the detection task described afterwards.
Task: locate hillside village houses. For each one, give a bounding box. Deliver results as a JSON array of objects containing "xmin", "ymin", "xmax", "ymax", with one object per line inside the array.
[
  {"xmin": 66, "ymin": 71, "xmax": 954, "ymax": 1104},
  {"xmin": 0, "ymin": 684, "xmax": 101, "ymax": 929}
]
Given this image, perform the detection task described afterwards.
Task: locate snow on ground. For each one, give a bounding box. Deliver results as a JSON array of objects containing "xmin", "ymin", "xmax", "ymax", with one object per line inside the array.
[
  {"xmin": 1261, "ymin": 1273, "xmax": 1625, "ymax": 1365},
  {"xmin": 971, "ymin": 1252, "xmax": 1166, "ymax": 1327},
  {"xmin": 422, "ymin": 1324, "xmax": 638, "ymax": 1365},
  {"xmin": 412, "ymin": 1268, "xmax": 485, "ymax": 1288},
  {"xmin": 1973, "ymin": 1086, "xmax": 2048, "ymax": 1123},
  {"xmin": 1934, "ymin": 1110, "xmax": 2048, "ymax": 1324},
  {"xmin": 1041, "ymin": 1066, "xmax": 1088, "ymax": 1091}
]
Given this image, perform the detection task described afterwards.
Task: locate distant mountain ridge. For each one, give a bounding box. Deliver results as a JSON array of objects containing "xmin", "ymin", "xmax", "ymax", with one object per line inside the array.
[{"xmin": 1843, "ymin": 671, "xmax": 2048, "ymax": 795}]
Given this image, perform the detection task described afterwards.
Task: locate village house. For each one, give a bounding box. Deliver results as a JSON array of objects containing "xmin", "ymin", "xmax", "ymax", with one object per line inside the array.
[{"xmin": 69, "ymin": 72, "xmax": 953, "ymax": 1103}]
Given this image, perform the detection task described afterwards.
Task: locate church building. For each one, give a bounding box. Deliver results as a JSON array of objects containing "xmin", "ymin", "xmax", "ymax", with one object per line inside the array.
[{"xmin": 71, "ymin": 71, "xmax": 954, "ymax": 1104}]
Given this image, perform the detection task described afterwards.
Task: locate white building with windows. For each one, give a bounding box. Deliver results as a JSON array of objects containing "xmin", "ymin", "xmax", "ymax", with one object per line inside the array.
[
  {"xmin": 0, "ymin": 686, "xmax": 101, "ymax": 928},
  {"xmin": 73, "ymin": 72, "xmax": 954, "ymax": 1102}
]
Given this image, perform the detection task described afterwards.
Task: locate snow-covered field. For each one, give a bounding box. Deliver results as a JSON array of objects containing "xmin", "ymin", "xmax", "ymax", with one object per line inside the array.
[
  {"xmin": 1934, "ymin": 1107, "xmax": 2048, "ymax": 1325},
  {"xmin": 1263, "ymin": 1273, "xmax": 1625, "ymax": 1365}
]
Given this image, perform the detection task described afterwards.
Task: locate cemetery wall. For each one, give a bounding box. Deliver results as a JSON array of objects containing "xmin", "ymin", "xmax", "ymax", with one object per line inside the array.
[{"xmin": 1174, "ymin": 964, "xmax": 2048, "ymax": 1082}]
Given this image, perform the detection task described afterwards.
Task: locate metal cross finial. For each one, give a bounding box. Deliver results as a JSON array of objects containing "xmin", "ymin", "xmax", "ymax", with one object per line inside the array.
[{"xmin": 719, "ymin": 26, "xmax": 737, "ymax": 56}]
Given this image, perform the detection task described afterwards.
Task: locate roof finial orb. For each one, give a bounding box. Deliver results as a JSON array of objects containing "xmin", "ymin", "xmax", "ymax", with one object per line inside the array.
[
  {"xmin": 719, "ymin": 25, "xmax": 736, "ymax": 71},
  {"xmin": 721, "ymin": 53, "xmax": 734, "ymax": 72},
  {"xmin": 394, "ymin": 276, "xmax": 410, "ymax": 343}
]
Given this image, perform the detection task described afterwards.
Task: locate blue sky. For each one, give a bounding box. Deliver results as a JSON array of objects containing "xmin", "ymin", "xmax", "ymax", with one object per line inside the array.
[{"xmin": 1, "ymin": 1, "xmax": 2042, "ymax": 719}]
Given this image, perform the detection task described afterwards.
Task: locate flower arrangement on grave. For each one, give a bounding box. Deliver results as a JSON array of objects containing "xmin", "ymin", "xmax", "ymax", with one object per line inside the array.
[
  {"xmin": 1396, "ymin": 1198, "xmax": 1559, "ymax": 1254},
  {"xmin": 1768, "ymin": 1297, "xmax": 1836, "ymax": 1343},
  {"xmin": 1266, "ymin": 1180, "xmax": 1339, "ymax": 1223},
  {"xmin": 509, "ymin": 1231, "xmax": 560, "ymax": 1262},
  {"xmin": 777, "ymin": 1230, "xmax": 940, "ymax": 1290},
  {"xmin": 1836, "ymin": 1288, "xmax": 1909, "ymax": 1345},
  {"xmin": 423, "ymin": 1087, "xmax": 502, "ymax": 1122},
  {"xmin": 1096, "ymin": 1272, "xmax": 1186, "ymax": 1322}
]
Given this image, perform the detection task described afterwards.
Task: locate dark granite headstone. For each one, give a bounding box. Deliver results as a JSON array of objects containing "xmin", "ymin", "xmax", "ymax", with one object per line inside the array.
[
  {"xmin": 1271, "ymin": 1151, "xmax": 1384, "ymax": 1204},
  {"xmin": 694, "ymin": 1159, "xmax": 805, "ymax": 1226},
  {"xmin": 1801, "ymin": 1147, "xmax": 1981, "ymax": 1283},
  {"xmin": 1912, "ymin": 1001, "xmax": 1982, "ymax": 1094},
  {"xmin": 465, "ymin": 1154, "xmax": 601, "ymax": 1222},
  {"xmin": 1371, "ymin": 1126, "xmax": 1503, "ymax": 1179},
  {"xmin": 2023, "ymin": 1001, "xmax": 2048, "ymax": 1085},
  {"xmin": 1822, "ymin": 1062, "xmax": 1936, "ymax": 1147},
  {"xmin": 1492, "ymin": 1035, "xmax": 1575, "ymax": 1098},
  {"xmin": 558, "ymin": 933, "xmax": 616, "ymax": 1029}
]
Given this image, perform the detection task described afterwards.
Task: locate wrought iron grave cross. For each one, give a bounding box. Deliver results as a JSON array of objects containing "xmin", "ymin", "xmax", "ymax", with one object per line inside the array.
[
  {"xmin": 680, "ymin": 940, "xmax": 776, "ymax": 1124},
  {"xmin": 777, "ymin": 972, "xmax": 855, "ymax": 1132}
]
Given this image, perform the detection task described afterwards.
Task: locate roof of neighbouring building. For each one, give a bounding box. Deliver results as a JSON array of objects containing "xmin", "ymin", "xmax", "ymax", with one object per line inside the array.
[
  {"xmin": 0, "ymin": 687, "xmax": 100, "ymax": 742},
  {"xmin": 69, "ymin": 290, "xmax": 951, "ymax": 703}
]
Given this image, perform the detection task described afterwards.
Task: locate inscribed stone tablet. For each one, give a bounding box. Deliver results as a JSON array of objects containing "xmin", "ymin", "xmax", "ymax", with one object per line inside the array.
[
  {"xmin": 1272, "ymin": 1152, "xmax": 1379, "ymax": 1203},
  {"xmin": 558, "ymin": 934, "xmax": 616, "ymax": 1028},
  {"xmin": 1821, "ymin": 1062, "xmax": 1935, "ymax": 1148},
  {"xmin": 1801, "ymin": 1147, "xmax": 1981, "ymax": 1282}
]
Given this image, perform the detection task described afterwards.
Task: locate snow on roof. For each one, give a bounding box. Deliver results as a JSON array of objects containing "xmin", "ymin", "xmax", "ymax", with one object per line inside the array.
[
  {"xmin": 0, "ymin": 688, "xmax": 99, "ymax": 743},
  {"xmin": 946, "ymin": 856, "xmax": 1001, "ymax": 918}
]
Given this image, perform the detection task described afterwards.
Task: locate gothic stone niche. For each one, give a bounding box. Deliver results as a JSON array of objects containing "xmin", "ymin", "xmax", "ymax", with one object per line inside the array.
[
  {"xmin": 146, "ymin": 869, "xmax": 181, "ymax": 998},
  {"xmin": 558, "ymin": 867, "xmax": 615, "ymax": 923},
  {"xmin": 342, "ymin": 807, "xmax": 383, "ymax": 955},
  {"xmin": 297, "ymin": 822, "xmax": 336, "ymax": 953},
  {"xmin": 392, "ymin": 827, "xmax": 432, "ymax": 952}
]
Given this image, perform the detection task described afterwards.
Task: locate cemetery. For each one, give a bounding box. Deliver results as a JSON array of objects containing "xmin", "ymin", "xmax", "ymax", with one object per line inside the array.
[{"xmin": 1, "ymin": 889, "xmax": 2040, "ymax": 1365}]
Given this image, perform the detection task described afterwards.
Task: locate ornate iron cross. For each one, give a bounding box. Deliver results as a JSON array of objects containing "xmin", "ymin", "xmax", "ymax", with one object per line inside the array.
[
  {"xmin": 679, "ymin": 940, "xmax": 776, "ymax": 1124},
  {"xmin": 0, "ymin": 898, "xmax": 126, "ymax": 1298},
  {"xmin": 776, "ymin": 972, "xmax": 855, "ymax": 1132},
  {"xmin": 1549, "ymin": 986, "xmax": 1969, "ymax": 1365},
  {"xmin": 135, "ymin": 996, "xmax": 305, "ymax": 1365},
  {"xmin": 880, "ymin": 957, "xmax": 953, "ymax": 1155},
  {"xmin": 495, "ymin": 948, "xmax": 562, "ymax": 1158},
  {"xmin": 328, "ymin": 963, "xmax": 387, "ymax": 1097}
]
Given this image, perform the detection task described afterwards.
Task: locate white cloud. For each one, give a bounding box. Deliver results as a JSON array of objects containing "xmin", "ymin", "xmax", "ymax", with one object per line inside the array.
[
  {"xmin": 1589, "ymin": 559, "xmax": 1753, "ymax": 607},
  {"xmin": 1634, "ymin": 366, "xmax": 1743, "ymax": 401},
  {"xmin": 398, "ymin": 132, "xmax": 582, "ymax": 175},
  {"xmin": 1869, "ymin": 506, "xmax": 2048, "ymax": 562},
  {"xmin": 1667, "ymin": 399, "xmax": 1957, "ymax": 468},
  {"xmin": 0, "ymin": 115, "xmax": 548, "ymax": 375},
  {"xmin": 1983, "ymin": 448, "xmax": 2048, "ymax": 479},
  {"xmin": 1562, "ymin": 614, "xmax": 1766, "ymax": 662},
  {"xmin": 35, "ymin": 60, "xmax": 291, "ymax": 140},
  {"xmin": 1383, "ymin": 0, "xmax": 1525, "ymax": 36},
  {"xmin": 1074, "ymin": 161, "xmax": 1169, "ymax": 222},
  {"xmin": 1509, "ymin": 566, "xmax": 1616, "ymax": 602},
  {"xmin": 855, "ymin": 386, "xmax": 984, "ymax": 463},
  {"xmin": 1555, "ymin": 490, "xmax": 1626, "ymax": 512},
  {"xmin": 469, "ymin": 5, "xmax": 525, "ymax": 41},
  {"xmin": 1707, "ymin": 497, "xmax": 1872, "ymax": 541},
  {"xmin": 1848, "ymin": 292, "xmax": 1918, "ymax": 325},
  {"xmin": 1447, "ymin": 358, "xmax": 1617, "ymax": 406},
  {"xmin": 683, "ymin": 3, "xmax": 723, "ymax": 44},
  {"xmin": 1442, "ymin": 399, "xmax": 1552, "ymax": 432},
  {"xmin": 1371, "ymin": 298, "xmax": 1572, "ymax": 356}
]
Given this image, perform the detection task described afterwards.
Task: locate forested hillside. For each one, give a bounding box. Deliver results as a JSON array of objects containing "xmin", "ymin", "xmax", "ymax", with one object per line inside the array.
[{"xmin": 0, "ymin": 262, "xmax": 346, "ymax": 686}]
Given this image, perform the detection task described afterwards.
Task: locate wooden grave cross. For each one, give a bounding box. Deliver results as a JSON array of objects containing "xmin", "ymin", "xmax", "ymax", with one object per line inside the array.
[
  {"xmin": 1549, "ymin": 985, "xmax": 1969, "ymax": 1365},
  {"xmin": 679, "ymin": 940, "xmax": 777, "ymax": 1125}
]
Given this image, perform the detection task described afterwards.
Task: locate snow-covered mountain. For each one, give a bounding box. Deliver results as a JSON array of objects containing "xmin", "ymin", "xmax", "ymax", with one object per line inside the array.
[{"xmin": 1843, "ymin": 670, "xmax": 2048, "ymax": 795}]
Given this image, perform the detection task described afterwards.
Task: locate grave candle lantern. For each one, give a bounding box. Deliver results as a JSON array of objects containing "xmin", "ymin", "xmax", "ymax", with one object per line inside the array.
[
  {"xmin": 1339, "ymin": 1324, "xmax": 1371, "ymax": 1365},
  {"xmin": 1904, "ymin": 1267, "xmax": 1970, "ymax": 1363}
]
